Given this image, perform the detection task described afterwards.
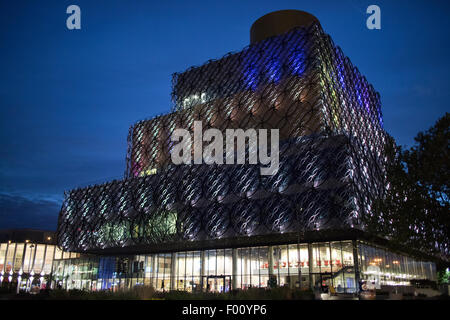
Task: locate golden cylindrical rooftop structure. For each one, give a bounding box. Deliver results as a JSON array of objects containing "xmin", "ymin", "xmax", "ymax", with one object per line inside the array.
[{"xmin": 250, "ymin": 10, "xmax": 319, "ymax": 44}]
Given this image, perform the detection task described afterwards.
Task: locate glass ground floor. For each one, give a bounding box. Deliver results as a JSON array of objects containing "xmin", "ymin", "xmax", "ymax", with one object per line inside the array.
[
  {"xmin": 51, "ymin": 240, "xmax": 436, "ymax": 294},
  {"xmin": 0, "ymin": 241, "xmax": 78, "ymax": 293}
]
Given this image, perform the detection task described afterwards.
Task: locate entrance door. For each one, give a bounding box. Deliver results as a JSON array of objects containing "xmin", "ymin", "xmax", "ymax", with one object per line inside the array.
[
  {"xmin": 204, "ymin": 276, "xmax": 231, "ymax": 293},
  {"xmin": 320, "ymin": 273, "xmax": 332, "ymax": 292}
]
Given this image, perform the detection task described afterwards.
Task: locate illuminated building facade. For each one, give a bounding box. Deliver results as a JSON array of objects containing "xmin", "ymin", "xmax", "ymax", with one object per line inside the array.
[{"xmin": 54, "ymin": 11, "xmax": 437, "ymax": 293}]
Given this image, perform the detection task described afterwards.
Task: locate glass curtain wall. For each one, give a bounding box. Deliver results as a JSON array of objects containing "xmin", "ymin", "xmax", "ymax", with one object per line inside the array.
[
  {"xmin": 358, "ymin": 241, "xmax": 437, "ymax": 288},
  {"xmin": 51, "ymin": 240, "xmax": 437, "ymax": 293},
  {"xmin": 0, "ymin": 242, "xmax": 77, "ymax": 292},
  {"xmin": 309, "ymin": 241, "xmax": 356, "ymax": 293}
]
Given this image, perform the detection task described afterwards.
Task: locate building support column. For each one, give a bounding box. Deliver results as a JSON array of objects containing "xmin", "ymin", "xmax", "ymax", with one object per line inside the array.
[
  {"xmin": 352, "ymin": 240, "xmax": 360, "ymax": 293},
  {"xmin": 232, "ymin": 248, "xmax": 238, "ymax": 290},
  {"xmin": 308, "ymin": 243, "xmax": 314, "ymax": 290},
  {"xmin": 268, "ymin": 246, "xmax": 274, "ymax": 277},
  {"xmin": 170, "ymin": 252, "xmax": 177, "ymax": 291},
  {"xmin": 200, "ymin": 251, "xmax": 206, "ymax": 291},
  {"xmin": 10, "ymin": 243, "xmax": 18, "ymax": 292},
  {"xmin": 151, "ymin": 255, "xmax": 156, "ymax": 288},
  {"xmin": 17, "ymin": 244, "xmax": 27, "ymax": 294},
  {"xmin": 267, "ymin": 246, "xmax": 277, "ymax": 288}
]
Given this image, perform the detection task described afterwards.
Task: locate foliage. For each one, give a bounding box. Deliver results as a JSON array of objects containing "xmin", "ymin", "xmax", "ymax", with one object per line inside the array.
[
  {"xmin": 437, "ymin": 268, "xmax": 450, "ymax": 285},
  {"xmin": 158, "ymin": 287, "xmax": 313, "ymax": 300},
  {"xmin": 1, "ymin": 286, "xmax": 314, "ymax": 300},
  {"xmin": 44, "ymin": 286, "xmax": 156, "ymax": 300},
  {"xmin": 363, "ymin": 113, "xmax": 449, "ymax": 261}
]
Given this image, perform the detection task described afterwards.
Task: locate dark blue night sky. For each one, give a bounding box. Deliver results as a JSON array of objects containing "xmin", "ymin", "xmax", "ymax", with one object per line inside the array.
[{"xmin": 0, "ymin": 0, "xmax": 449, "ymax": 230}]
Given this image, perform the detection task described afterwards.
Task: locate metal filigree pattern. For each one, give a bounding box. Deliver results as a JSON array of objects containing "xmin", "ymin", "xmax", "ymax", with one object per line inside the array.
[{"xmin": 57, "ymin": 23, "xmax": 387, "ymax": 252}]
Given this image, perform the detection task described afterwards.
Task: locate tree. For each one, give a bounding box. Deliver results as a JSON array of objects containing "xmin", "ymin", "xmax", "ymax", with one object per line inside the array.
[
  {"xmin": 437, "ymin": 268, "xmax": 450, "ymax": 285},
  {"xmin": 364, "ymin": 113, "xmax": 449, "ymax": 262},
  {"xmin": 404, "ymin": 112, "xmax": 449, "ymax": 209},
  {"xmin": 403, "ymin": 113, "xmax": 449, "ymax": 259}
]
